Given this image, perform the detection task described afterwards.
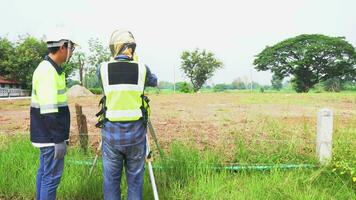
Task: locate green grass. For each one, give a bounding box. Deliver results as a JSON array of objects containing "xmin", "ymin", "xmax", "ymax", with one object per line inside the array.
[{"xmin": 0, "ymin": 136, "xmax": 355, "ymax": 200}]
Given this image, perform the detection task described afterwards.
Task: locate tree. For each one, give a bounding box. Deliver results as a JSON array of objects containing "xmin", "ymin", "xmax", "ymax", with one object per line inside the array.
[
  {"xmin": 86, "ymin": 38, "xmax": 111, "ymax": 88},
  {"xmin": 0, "ymin": 37, "xmax": 15, "ymax": 76},
  {"xmin": 180, "ymin": 48, "xmax": 223, "ymax": 92},
  {"xmin": 175, "ymin": 81, "xmax": 193, "ymax": 93},
  {"xmin": 323, "ymin": 77, "xmax": 341, "ymax": 92},
  {"xmin": 254, "ymin": 34, "xmax": 356, "ymax": 92},
  {"xmin": 84, "ymin": 73, "xmax": 100, "ymax": 88},
  {"xmin": 231, "ymin": 78, "xmax": 246, "ymax": 90},
  {"xmin": 70, "ymin": 51, "xmax": 86, "ymax": 85},
  {"xmin": 0, "ymin": 35, "xmax": 82, "ymax": 89},
  {"xmin": 213, "ymin": 83, "xmax": 233, "ymax": 92},
  {"xmin": 88, "ymin": 38, "xmax": 111, "ymax": 70},
  {"xmin": 271, "ymin": 74, "xmax": 283, "ymax": 90},
  {"xmin": 158, "ymin": 81, "xmax": 174, "ymax": 90},
  {"xmin": 11, "ymin": 36, "xmax": 47, "ymax": 89}
]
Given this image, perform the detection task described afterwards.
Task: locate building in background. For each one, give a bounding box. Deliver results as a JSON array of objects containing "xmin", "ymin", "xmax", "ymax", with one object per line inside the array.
[{"xmin": 0, "ymin": 76, "xmax": 30, "ymax": 97}]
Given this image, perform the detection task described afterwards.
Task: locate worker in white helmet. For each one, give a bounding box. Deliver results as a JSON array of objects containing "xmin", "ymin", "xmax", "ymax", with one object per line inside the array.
[
  {"xmin": 30, "ymin": 29, "xmax": 78, "ymax": 200},
  {"xmin": 96, "ymin": 29, "xmax": 157, "ymax": 200}
]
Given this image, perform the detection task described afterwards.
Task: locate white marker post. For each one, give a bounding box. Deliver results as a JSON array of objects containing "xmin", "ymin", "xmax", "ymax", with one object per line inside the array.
[{"xmin": 316, "ymin": 108, "xmax": 333, "ymax": 165}]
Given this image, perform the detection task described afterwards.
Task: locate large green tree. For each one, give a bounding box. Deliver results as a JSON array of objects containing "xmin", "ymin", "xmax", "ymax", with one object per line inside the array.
[
  {"xmin": 88, "ymin": 37, "xmax": 111, "ymax": 69},
  {"xmin": 0, "ymin": 35, "xmax": 80, "ymax": 89},
  {"xmin": 85, "ymin": 38, "xmax": 110, "ymax": 88},
  {"xmin": 180, "ymin": 48, "xmax": 223, "ymax": 92},
  {"xmin": 271, "ymin": 74, "xmax": 283, "ymax": 90},
  {"xmin": 254, "ymin": 34, "xmax": 356, "ymax": 92},
  {"xmin": 11, "ymin": 36, "xmax": 47, "ymax": 89},
  {"xmin": 0, "ymin": 37, "xmax": 15, "ymax": 76}
]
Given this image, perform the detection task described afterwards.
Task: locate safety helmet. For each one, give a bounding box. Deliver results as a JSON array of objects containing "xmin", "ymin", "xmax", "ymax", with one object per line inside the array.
[
  {"xmin": 46, "ymin": 27, "xmax": 79, "ymax": 62},
  {"xmin": 46, "ymin": 27, "xmax": 79, "ymax": 48},
  {"xmin": 109, "ymin": 29, "xmax": 136, "ymax": 57}
]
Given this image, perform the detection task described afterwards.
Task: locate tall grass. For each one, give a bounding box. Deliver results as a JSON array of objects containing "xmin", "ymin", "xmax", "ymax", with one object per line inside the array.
[{"xmin": 0, "ymin": 136, "xmax": 355, "ymax": 200}]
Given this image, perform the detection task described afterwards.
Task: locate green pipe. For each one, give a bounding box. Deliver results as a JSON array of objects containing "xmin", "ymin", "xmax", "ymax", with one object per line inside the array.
[
  {"xmin": 67, "ymin": 160, "xmax": 100, "ymax": 165},
  {"xmin": 221, "ymin": 164, "xmax": 317, "ymax": 171},
  {"xmin": 67, "ymin": 159, "xmax": 317, "ymax": 171}
]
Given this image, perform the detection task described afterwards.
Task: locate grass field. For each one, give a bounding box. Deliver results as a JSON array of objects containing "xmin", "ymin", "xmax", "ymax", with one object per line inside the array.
[{"xmin": 0, "ymin": 91, "xmax": 355, "ymax": 199}]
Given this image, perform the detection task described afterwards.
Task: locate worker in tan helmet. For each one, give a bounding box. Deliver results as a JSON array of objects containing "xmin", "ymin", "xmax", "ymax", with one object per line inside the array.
[{"xmin": 96, "ymin": 29, "xmax": 157, "ymax": 200}]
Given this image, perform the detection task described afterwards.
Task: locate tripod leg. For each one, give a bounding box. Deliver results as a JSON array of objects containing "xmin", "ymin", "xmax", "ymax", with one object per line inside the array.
[
  {"xmin": 146, "ymin": 135, "xmax": 159, "ymax": 200},
  {"xmin": 89, "ymin": 140, "xmax": 102, "ymax": 176},
  {"xmin": 148, "ymin": 119, "xmax": 164, "ymax": 158}
]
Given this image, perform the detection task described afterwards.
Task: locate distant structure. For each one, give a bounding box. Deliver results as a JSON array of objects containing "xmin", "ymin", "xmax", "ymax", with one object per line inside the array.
[{"xmin": 0, "ymin": 76, "xmax": 30, "ymax": 97}]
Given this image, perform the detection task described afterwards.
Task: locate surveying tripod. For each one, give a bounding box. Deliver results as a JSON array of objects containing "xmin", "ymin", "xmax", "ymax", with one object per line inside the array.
[{"xmin": 89, "ymin": 118, "xmax": 163, "ymax": 200}]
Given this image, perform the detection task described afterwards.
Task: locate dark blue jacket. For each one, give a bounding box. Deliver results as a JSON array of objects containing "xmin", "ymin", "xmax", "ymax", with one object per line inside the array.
[{"xmin": 30, "ymin": 56, "xmax": 70, "ymax": 144}]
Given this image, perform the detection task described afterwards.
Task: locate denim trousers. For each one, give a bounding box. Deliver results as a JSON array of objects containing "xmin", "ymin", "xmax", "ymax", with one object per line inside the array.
[
  {"xmin": 102, "ymin": 137, "xmax": 146, "ymax": 200},
  {"xmin": 36, "ymin": 146, "xmax": 64, "ymax": 200}
]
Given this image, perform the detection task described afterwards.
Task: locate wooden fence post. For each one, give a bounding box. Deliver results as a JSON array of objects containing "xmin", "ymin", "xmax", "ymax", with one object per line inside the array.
[
  {"xmin": 75, "ymin": 103, "xmax": 88, "ymax": 153},
  {"xmin": 316, "ymin": 108, "xmax": 333, "ymax": 165}
]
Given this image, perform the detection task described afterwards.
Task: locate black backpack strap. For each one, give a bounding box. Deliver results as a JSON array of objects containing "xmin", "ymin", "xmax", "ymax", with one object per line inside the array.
[
  {"xmin": 95, "ymin": 96, "xmax": 108, "ymax": 128},
  {"xmin": 140, "ymin": 94, "xmax": 150, "ymax": 127}
]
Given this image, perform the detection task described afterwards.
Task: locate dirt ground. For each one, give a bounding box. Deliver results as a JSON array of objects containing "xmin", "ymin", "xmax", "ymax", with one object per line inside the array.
[{"xmin": 1, "ymin": 93, "xmax": 355, "ymax": 155}]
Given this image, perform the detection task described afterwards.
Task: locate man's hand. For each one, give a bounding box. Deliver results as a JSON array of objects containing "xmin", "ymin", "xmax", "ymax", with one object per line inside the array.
[{"xmin": 54, "ymin": 141, "xmax": 67, "ymax": 159}]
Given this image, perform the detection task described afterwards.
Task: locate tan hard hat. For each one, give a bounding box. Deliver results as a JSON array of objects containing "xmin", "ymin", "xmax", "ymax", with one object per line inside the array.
[{"xmin": 109, "ymin": 29, "xmax": 136, "ymax": 57}]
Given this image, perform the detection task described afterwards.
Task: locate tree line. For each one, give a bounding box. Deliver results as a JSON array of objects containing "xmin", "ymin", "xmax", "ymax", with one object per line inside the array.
[
  {"xmin": 0, "ymin": 36, "xmax": 110, "ymax": 89},
  {"xmin": 0, "ymin": 34, "xmax": 355, "ymax": 92}
]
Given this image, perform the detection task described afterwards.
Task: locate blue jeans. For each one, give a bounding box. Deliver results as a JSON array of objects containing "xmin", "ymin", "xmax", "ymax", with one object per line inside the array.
[
  {"xmin": 102, "ymin": 137, "xmax": 146, "ymax": 200},
  {"xmin": 36, "ymin": 146, "xmax": 64, "ymax": 200}
]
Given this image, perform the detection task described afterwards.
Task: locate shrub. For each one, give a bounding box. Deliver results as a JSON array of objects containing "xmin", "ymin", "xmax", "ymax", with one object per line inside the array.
[
  {"xmin": 178, "ymin": 82, "xmax": 193, "ymax": 93},
  {"xmin": 89, "ymin": 88, "xmax": 102, "ymax": 94},
  {"xmin": 324, "ymin": 78, "xmax": 341, "ymax": 92}
]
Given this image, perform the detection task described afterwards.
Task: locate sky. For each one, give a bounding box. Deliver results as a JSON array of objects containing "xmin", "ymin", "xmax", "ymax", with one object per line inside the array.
[{"xmin": 1, "ymin": 0, "xmax": 355, "ymax": 85}]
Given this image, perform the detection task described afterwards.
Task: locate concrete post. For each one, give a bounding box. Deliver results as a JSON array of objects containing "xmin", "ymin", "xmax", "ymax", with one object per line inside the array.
[{"xmin": 316, "ymin": 108, "xmax": 333, "ymax": 165}]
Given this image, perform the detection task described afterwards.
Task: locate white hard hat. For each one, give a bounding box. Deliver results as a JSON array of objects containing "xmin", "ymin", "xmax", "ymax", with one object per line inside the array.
[
  {"xmin": 46, "ymin": 27, "xmax": 79, "ymax": 48},
  {"xmin": 109, "ymin": 29, "xmax": 136, "ymax": 57}
]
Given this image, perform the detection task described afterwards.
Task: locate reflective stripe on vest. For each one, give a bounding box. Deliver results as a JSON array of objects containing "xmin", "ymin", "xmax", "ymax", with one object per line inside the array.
[
  {"xmin": 106, "ymin": 109, "xmax": 143, "ymax": 119},
  {"xmin": 32, "ymin": 88, "xmax": 67, "ymax": 95},
  {"xmin": 31, "ymin": 102, "xmax": 68, "ymax": 109},
  {"xmin": 100, "ymin": 60, "xmax": 147, "ymax": 121}
]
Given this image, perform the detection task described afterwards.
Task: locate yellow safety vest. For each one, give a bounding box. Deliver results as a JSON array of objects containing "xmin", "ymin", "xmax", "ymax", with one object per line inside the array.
[
  {"xmin": 100, "ymin": 60, "xmax": 147, "ymax": 121},
  {"xmin": 31, "ymin": 60, "xmax": 67, "ymax": 114}
]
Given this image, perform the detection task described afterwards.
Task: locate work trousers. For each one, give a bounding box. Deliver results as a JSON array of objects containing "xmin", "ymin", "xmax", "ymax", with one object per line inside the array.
[
  {"xmin": 102, "ymin": 137, "xmax": 146, "ymax": 200},
  {"xmin": 36, "ymin": 146, "xmax": 64, "ymax": 200}
]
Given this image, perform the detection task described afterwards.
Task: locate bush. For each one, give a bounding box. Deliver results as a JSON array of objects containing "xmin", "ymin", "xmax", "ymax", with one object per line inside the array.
[
  {"xmin": 89, "ymin": 88, "xmax": 102, "ymax": 94},
  {"xmin": 213, "ymin": 83, "xmax": 232, "ymax": 92},
  {"xmin": 66, "ymin": 79, "xmax": 80, "ymax": 88},
  {"xmin": 145, "ymin": 87, "xmax": 160, "ymax": 94},
  {"xmin": 324, "ymin": 78, "xmax": 341, "ymax": 92},
  {"xmin": 342, "ymin": 81, "xmax": 356, "ymax": 91},
  {"xmin": 176, "ymin": 82, "xmax": 193, "ymax": 93},
  {"xmin": 312, "ymin": 83, "xmax": 324, "ymax": 93}
]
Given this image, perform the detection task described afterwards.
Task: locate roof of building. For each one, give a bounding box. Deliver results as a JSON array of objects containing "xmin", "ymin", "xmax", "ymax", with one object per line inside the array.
[{"xmin": 0, "ymin": 76, "xmax": 19, "ymax": 84}]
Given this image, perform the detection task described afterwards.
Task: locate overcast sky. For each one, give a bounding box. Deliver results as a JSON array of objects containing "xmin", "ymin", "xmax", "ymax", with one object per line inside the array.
[{"xmin": 1, "ymin": 0, "xmax": 355, "ymax": 85}]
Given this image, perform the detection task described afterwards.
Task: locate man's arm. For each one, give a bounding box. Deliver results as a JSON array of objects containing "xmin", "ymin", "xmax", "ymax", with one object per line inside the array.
[{"xmin": 145, "ymin": 65, "xmax": 157, "ymax": 87}]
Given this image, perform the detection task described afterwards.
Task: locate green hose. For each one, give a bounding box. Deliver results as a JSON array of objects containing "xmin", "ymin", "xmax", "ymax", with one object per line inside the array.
[{"xmin": 67, "ymin": 159, "xmax": 317, "ymax": 171}]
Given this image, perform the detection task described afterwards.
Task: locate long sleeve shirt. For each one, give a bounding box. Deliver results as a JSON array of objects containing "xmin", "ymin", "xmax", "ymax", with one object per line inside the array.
[{"xmin": 30, "ymin": 55, "xmax": 70, "ymax": 147}]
